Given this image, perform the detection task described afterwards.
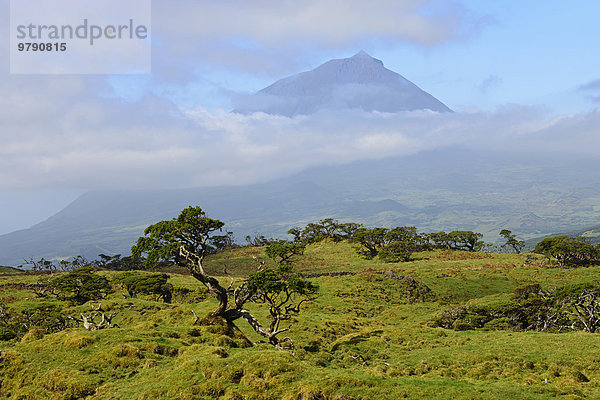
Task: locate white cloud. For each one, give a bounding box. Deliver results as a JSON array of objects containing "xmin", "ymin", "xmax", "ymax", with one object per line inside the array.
[
  {"xmin": 153, "ymin": 0, "xmax": 465, "ymax": 47},
  {"xmin": 3, "ymin": 73, "xmax": 600, "ymax": 192},
  {"xmin": 146, "ymin": 0, "xmax": 488, "ymax": 79}
]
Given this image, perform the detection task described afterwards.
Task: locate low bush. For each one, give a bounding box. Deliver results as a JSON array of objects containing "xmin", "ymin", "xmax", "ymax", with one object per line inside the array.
[
  {"xmin": 113, "ymin": 271, "xmax": 173, "ymax": 303},
  {"xmin": 0, "ymin": 302, "xmax": 73, "ymax": 341},
  {"xmin": 51, "ymin": 266, "xmax": 113, "ymax": 304},
  {"xmin": 432, "ymin": 282, "xmax": 600, "ymax": 333}
]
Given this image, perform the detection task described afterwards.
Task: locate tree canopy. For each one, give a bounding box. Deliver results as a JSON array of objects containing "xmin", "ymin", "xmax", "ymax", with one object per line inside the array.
[
  {"xmin": 534, "ymin": 236, "xmax": 599, "ymax": 267},
  {"xmin": 499, "ymin": 229, "xmax": 525, "ymax": 254}
]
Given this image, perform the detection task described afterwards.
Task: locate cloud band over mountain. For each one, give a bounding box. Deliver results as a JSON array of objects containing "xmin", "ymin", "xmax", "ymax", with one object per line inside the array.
[{"xmin": 2, "ymin": 78, "xmax": 599, "ymax": 193}]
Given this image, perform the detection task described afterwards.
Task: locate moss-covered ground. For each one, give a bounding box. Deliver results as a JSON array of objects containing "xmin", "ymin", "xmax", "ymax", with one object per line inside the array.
[{"xmin": 2, "ymin": 242, "xmax": 600, "ymax": 399}]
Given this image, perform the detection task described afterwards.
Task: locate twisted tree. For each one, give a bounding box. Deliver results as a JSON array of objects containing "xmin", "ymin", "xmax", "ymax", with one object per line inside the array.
[
  {"xmin": 132, "ymin": 206, "xmax": 317, "ymax": 349},
  {"xmin": 499, "ymin": 229, "xmax": 525, "ymax": 254}
]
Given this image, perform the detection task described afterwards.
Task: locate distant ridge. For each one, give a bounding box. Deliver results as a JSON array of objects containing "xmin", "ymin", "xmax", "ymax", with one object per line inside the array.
[
  {"xmin": 525, "ymin": 224, "xmax": 600, "ymax": 249},
  {"xmin": 234, "ymin": 51, "xmax": 452, "ymax": 116},
  {"xmin": 1, "ymin": 149, "xmax": 600, "ymax": 266}
]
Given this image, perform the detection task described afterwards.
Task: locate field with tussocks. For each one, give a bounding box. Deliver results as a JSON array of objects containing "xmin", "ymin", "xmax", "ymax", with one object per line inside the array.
[{"xmin": 2, "ymin": 242, "xmax": 600, "ymax": 399}]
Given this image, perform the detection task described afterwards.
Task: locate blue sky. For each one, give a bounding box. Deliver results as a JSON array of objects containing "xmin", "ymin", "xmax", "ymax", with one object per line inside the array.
[
  {"xmin": 1, "ymin": 0, "xmax": 600, "ymax": 235},
  {"xmin": 102, "ymin": 0, "xmax": 600, "ymax": 114}
]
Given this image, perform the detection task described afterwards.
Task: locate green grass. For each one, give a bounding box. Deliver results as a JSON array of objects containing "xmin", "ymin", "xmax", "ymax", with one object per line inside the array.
[
  {"xmin": 0, "ymin": 266, "xmax": 25, "ymax": 275},
  {"xmin": 2, "ymin": 242, "xmax": 600, "ymax": 399}
]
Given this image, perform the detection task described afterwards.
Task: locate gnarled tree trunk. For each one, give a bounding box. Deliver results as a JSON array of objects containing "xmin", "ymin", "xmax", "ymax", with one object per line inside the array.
[
  {"xmin": 179, "ymin": 246, "xmax": 295, "ymax": 349},
  {"xmin": 180, "ymin": 246, "xmax": 229, "ymax": 317}
]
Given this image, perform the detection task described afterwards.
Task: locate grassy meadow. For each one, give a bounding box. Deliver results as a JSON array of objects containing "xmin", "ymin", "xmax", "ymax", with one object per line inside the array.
[{"xmin": 2, "ymin": 242, "xmax": 600, "ymax": 399}]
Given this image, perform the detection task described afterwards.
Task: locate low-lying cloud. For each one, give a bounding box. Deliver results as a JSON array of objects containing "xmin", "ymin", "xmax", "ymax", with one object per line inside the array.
[{"xmin": 2, "ymin": 74, "xmax": 600, "ymax": 192}]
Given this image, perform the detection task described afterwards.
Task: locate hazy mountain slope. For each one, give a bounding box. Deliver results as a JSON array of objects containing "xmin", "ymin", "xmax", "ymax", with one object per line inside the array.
[
  {"xmin": 572, "ymin": 225, "xmax": 600, "ymax": 244},
  {"xmin": 1, "ymin": 148, "xmax": 600, "ymax": 265},
  {"xmin": 234, "ymin": 51, "xmax": 451, "ymax": 116},
  {"xmin": 525, "ymin": 224, "xmax": 600, "ymax": 249}
]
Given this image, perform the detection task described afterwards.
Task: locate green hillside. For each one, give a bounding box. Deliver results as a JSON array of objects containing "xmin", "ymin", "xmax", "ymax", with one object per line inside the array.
[
  {"xmin": 2, "ymin": 243, "xmax": 600, "ymax": 399},
  {"xmin": 2, "ymin": 149, "xmax": 600, "ymax": 266},
  {"xmin": 0, "ymin": 266, "xmax": 24, "ymax": 275}
]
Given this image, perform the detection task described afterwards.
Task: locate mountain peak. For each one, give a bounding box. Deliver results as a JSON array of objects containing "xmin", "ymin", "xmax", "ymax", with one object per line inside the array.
[
  {"xmin": 352, "ymin": 50, "xmax": 371, "ymax": 58},
  {"xmin": 347, "ymin": 50, "xmax": 384, "ymax": 66},
  {"xmin": 233, "ymin": 52, "xmax": 452, "ymax": 116}
]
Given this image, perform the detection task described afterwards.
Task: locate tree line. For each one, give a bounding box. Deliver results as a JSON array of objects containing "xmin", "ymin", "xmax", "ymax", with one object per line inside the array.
[
  {"xmin": 22, "ymin": 217, "xmax": 600, "ymax": 273},
  {"xmin": 271, "ymin": 218, "xmax": 598, "ymax": 267},
  {"xmin": 245, "ymin": 218, "xmax": 488, "ymax": 264}
]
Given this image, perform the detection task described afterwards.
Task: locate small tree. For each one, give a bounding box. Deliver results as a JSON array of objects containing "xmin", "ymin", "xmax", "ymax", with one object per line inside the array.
[
  {"xmin": 0, "ymin": 302, "xmax": 74, "ymax": 341},
  {"xmin": 96, "ymin": 254, "xmax": 145, "ymax": 270},
  {"xmin": 448, "ymin": 231, "xmax": 484, "ymax": 252},
  {"xmin": 211, "ymin": 231, "xmax": 235, "ymax": 252},
  {"xmin": 299, "ymin": 219, "xmax": 337, "ymax": 243},
  {"xmin": 264, "ymin": 242, "xmax": 305, "ymax": 265},
  {"xmin": 534, "ymin": 236, "xmax": 599, "ymax": 267},
  {"xmin": 245, "ymin": 265, "xmax": 317, "ymax": 346},
  {"xmin": 24, "ymin": 257, "xmax": 56, "ymax": 272},
  {"xmin": 259, "ymin": 241, "xmax": 316, "ymax": 345},
  {"xmin": 132, "ymin": 206, "xmax": 317, "ymax": 349},
  {"xmin": 499, "ymin": 229, "xmax": 525, "ymax": 254},
  {"xmin": 339, "ymin": 222, "xmax": 362, "ymax": 239},
  {"xmin": 245, "ymin": 234, "xmax": 278, "ymax": 247},
  {"xmin": 351, "ymin": 226, "xmax": 431, "ymax": 261},
  {"xmin": 295, "ymin": 218, "xmax": 352, "ymax": 243},
  {"xmin": 289, "ymin": 220, "xmax": 362, "ymax": 244},
  {"xmin": 286, "ymin": 227, "xmax": 302, "ymax": 243},
  {"xmin": 349, "ymin": 227, "xmax": 388, "ymax": 259},
  {"xmin": 428, "ymin": 231, "xmax": 452, "ymax": 249},
  {"xmin": 385, "ymin": 226, "xmax": 418, "ymax": 244},
  {"xmin": 318, "ymin": 218, "xmax": 343, "ymax": 241}
]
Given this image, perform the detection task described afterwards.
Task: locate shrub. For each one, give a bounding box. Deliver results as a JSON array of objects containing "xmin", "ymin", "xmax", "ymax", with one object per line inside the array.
[
  {"xmin": 378, "ymin": 241, "xmax": 414, "ymax": 263},
  {"xmin": 0, "ymin": 303, "xmax": 73, "ymax": 341},
  {"xmin": 51, "ymin": 266, "xmax": 113, "ymax": 304},
  {"xmin": 0, "ymin": 326, "xmax": 18, "ymax": 341},
  {"xmin": 453, "ymin": 314, "xmax": 487, "ymax": 330},
  {"xmin": 171, "ymin": 286, "xmax": 208, "ymax": 303},
  {"xmin": 483, "ymin": 317, "xmax": 515, "ymax": 331},
  {"xmin": 513, "ymin": 283, "xmax": 542, "ymax": 300},
  {"xmin": 113, "ymin": 271, "xmax": 173, "ymax": 303},
  {"xmin": 433, "ymin": 282, "xmax": 600, "ymax": 333}
]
